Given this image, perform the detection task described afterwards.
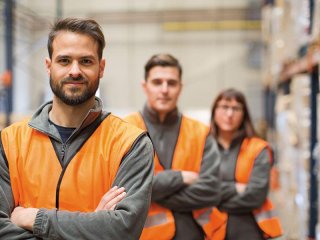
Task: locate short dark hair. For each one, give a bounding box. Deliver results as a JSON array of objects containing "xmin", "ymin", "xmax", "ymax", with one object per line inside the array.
[
  {"xmin": 210, "ymin": 88, "xmax": 256, "ymax": 138},
  {"xmin": 47, "ymin": 17, "xmax": 105, "ymax": 60},
  {"xmin": 144, "ymin": 53, "xmax": 182, "ymax": 80}
]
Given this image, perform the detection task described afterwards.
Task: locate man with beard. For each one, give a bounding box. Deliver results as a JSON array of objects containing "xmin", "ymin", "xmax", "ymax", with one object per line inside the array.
[{"xmin": 0, "ymin": 18, "xmax": 154, "ymax": 240}]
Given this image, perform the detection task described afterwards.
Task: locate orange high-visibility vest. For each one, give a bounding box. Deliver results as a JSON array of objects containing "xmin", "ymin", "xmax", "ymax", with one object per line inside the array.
[
  {"xmin": 2, "ymin": 115, "xmax": 144, "ymax": 212},
  {"xmin": 125, "ymin": 112, "xmax": 209, "ymax": 240},
  {"xmin": 194, "ymin": 137, "xmax": 283, "ymax": 240}
]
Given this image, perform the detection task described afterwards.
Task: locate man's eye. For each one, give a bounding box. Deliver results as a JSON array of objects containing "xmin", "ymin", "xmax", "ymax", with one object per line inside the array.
[
  {"xmin": 81, "ymin": 59, "xmax": 93, "ymax": 65},
  {"xmin": 58, "ymin": 59, "xmax": 70, "ymax": 64},
  {"xmin": 152, "ymin": 80, "xmax": 162, "ymax": 85},
  {"xmin": 168, "ymin": 81, "xmax": 178, "ymax": 87}
]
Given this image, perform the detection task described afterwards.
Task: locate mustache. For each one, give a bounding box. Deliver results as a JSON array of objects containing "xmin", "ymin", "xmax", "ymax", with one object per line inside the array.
[{"xmin": 62, "ymin": 76, "xmax": 86, "ymax": 83}]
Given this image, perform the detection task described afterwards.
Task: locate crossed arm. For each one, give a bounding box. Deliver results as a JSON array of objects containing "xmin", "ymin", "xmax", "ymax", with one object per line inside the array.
[
  {"xmin": 152, "ymin": 135, "xmax": 221, "ymax": 212},
  {"xmin": 219, "ymin": 148, "xmax": 271, "ymax": 214},
  {"xmin": 0, "ymin": 135, "xmax": 154, "ymax": 240},
  {"xmin": 10, "ymin": 186, "xmax": 127, "ymax": 231}
]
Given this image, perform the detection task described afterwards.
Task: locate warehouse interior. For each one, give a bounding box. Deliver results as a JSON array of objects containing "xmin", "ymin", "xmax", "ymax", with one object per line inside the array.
[{"xmin": 1, "ymin": 0, "xmax": 320, "ymax": 239}]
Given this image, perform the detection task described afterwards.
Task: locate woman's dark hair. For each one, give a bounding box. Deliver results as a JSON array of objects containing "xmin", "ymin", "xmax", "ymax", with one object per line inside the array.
[
  {"xmin": 47, "ymin": 17, "xmax": 105, "ymax": 60},
  {"xmin": 144, "ymin": 53, "xmax": 182, "ymax": 80},
  {"xmin": 210, "ymin": 88, "xmax": 256, "ymax": 138}
]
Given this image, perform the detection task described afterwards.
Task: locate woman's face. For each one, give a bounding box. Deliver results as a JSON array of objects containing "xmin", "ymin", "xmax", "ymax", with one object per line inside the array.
[{"xmin": 213, "ymin": 98, "xmax": 244, "ymax": 135}]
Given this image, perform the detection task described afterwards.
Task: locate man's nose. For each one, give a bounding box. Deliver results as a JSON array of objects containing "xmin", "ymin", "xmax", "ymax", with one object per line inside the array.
[
  {"xmin": 161, "ymin": 82, "xmax": 169, "ymax": 93},
  {"xmin": 69, "ymin": 62, "xmax": 81, "ymax": 78}
]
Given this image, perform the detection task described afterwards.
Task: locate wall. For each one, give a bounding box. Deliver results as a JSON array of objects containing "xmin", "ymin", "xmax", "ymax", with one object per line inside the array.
[{"xmin": 2, "ymin": 0, "xmax": 263, "ymax": 126}]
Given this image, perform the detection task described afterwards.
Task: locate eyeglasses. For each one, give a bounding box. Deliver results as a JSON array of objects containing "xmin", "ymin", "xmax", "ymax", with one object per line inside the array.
[{"xmin": 217, "ymin": 104, "xmax": 243, "ymax": 113}]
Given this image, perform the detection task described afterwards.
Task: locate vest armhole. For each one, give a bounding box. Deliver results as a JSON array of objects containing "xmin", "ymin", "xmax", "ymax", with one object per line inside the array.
[
  {"xmin": 121, "ymin": 131, "xmax": 148, "ymax": 165},
  {"xmin": 0, "ymin": 131, "xmax": 9, "ymax": 168},
  {"xmin": 265, "ymin": 146, "xmax": 274, "ymax": 166},
  {"xmin": 255, "ymin": 144, "xmax": 273, "ymax": 166}
]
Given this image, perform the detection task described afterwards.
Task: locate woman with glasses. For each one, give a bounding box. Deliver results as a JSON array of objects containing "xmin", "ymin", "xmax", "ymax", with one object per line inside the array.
[{"xmin": 195, "ymin": 88, "xmax": 282, "ymax": 239}]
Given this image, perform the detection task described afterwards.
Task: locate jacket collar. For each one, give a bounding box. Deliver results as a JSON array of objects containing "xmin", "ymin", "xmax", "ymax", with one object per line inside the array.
[
  {"xmin": 142, "ymin": 104, "xmax": 180, "ymax": 125},
  {"xmin": 28, "ymin": 97, "xmax": 104, "ymax": 140},
  {"xmin": 217, "ymin": 130, "xmax": 246, "ymax": 151}
]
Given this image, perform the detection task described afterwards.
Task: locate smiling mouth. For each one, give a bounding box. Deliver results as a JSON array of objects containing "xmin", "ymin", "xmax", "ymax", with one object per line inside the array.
[{"xmin": 64, "ymin": 81, "xmax": 86, "ymax": 85}]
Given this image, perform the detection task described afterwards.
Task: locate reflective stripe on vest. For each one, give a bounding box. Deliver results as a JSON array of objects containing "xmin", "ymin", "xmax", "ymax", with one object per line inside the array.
[
  {"xmin": 125, "ymin": 112, "xmax": 209, "ymax": 240},
  {"xmin": 2, "ymin": 114, "xmax": 144, "ymax": 211},
  {"xmin": 144, "ymin": 212, "xmax": 168, "ymax": 228},
  {"xmin": 196, "ymin": 208, "xmax": 212, "ymax": 226},
  {"xmin": 255, "ymin": 208, "xmax": 277, "ymax": 222}
]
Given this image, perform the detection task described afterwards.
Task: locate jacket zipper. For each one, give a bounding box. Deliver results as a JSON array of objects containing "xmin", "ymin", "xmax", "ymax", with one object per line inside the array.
[
  {"xmin": 55, "ymin": 144, "xmax": 67, "ymax": 209},
  {"xmin": 61, "ymin": 144, "xmax": 66, "ymax": 161}
]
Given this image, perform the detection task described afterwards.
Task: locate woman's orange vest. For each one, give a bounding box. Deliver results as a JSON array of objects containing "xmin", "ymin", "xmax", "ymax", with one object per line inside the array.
[
  {"xmin": 1, "ymin": 115, "xmax": 144, "ymax": 212},
  {"xmin": 125, "ymin": 112, "xmax": 209, "ymax": 240},
  {"xmin": 194, "ymin": 137, "xmax": 283, "ymax": 239}
]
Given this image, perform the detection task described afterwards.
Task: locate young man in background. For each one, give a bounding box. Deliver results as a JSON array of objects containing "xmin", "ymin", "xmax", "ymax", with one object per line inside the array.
[{"xmin": 125, "ymin": 53, "xmax": 221, "ymax": 240}]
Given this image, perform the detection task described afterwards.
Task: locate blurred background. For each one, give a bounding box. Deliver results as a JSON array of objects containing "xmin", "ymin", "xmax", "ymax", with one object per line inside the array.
[{"xmin": 1, "ymin": 0, "xmax": 320, "ymax": 239}]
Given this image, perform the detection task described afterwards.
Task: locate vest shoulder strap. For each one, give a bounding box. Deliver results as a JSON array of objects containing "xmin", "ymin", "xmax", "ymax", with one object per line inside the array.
[{"xmin": 235, "ymin": 137, "xmax": 271, "ymax": 183}]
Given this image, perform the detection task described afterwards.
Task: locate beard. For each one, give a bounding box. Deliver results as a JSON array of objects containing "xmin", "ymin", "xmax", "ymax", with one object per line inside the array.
[{"xmin": 50, "ymin": 75, "xmax": 99, "ymax": 106}]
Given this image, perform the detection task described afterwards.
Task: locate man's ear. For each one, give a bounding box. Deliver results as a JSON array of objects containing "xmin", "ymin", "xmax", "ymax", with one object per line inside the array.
[
  {"xmin": 99, "ymin": 58, "xmax": 106, "ymax": 78},
  {"xmin": 141, "ymin": 80, "xmax": 147, "ymax": 93},
  {"xmin": 179, "ymin": 80, "xmax": 183, "ymax": 93},
  {"xmin": 45, "ymin": 57, "xmax": 51, "ymax": 76}
]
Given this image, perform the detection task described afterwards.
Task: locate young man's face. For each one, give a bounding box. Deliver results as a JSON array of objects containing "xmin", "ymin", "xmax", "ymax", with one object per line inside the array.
[
  {"xmin": 142, "ymin": 66, "xmax": 182, "ymax": 116},
  {"xmin": 45, "ymin": 31, "xmax": 105, "ymax": 106}
]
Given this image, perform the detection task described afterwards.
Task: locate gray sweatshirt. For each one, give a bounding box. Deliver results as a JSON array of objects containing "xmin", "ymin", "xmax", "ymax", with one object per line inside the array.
[
  {"xmin": 141, "ymin": 105, "xmax": 221, "ymax": 240},
  {"xmin": 0, "ymin": 98, "xmax": 154, "ymax": 240}
]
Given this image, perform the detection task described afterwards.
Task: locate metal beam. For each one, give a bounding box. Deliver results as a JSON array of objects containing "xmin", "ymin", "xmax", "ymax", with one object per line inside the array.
[
  {"xmin": 4, "ymin": 0, "xmax": 14, "ymax": 126},
  {"xmin": 308, "ymin": 67, "xmax": 318, "ymax": 239},
  {"xmin": 90, "ymin": 8, "xmax": 260, "ymax": 25},
  {"xmin": 162, "ymin": 20, "xmax": 261, "ymax": 31}
]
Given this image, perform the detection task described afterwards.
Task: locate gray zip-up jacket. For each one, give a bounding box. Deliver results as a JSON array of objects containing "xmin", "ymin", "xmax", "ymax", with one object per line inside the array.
[
  {"xmin": 0, "ymin": 98, "xmax": 154, "ymax": 240},
  {"xmin": 218, "ymin": 135, "xmax": 271, "ymax": 240},
  {"xmin": 140, "ymin": 106, "xmax": 221, "ymax": 240}
]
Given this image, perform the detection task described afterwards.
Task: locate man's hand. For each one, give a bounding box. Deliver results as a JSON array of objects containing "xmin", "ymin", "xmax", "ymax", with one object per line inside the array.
[
  {"xmin": 9, "ymin": 187, "xmax": 126, "ymax": 231},
  {"xmin": 235, "ymin": 183, "xmax": 247, "ymax": 194},
  {"xmin": 181, "ymin": 171, "xmax": 199, "ymax": 185},
  {"xmin": 11, "ymin": 206, "xmax": 39, "ymax": 231},
  {"xmin": 95, "ymin": 186, "xmax": 126, "ymax": 212}
]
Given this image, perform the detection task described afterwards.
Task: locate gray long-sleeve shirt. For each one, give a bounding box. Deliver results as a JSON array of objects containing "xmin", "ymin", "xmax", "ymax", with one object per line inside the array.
[
  {"xmin": 218, "ymin": 136, "xmax": 271, "ymax": 240},
  {"xmin": 141, "ymin": 105, "xmax": 221, "ymax": 240},
  {"xmin": 0, "ymin": 98, "xmax": 154, "ymax": 240}
]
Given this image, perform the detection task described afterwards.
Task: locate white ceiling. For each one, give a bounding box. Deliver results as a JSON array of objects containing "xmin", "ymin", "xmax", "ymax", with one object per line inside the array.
[{"xmin": 17, "ymin": 0, "xmax": 250, "ymax": 18}]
